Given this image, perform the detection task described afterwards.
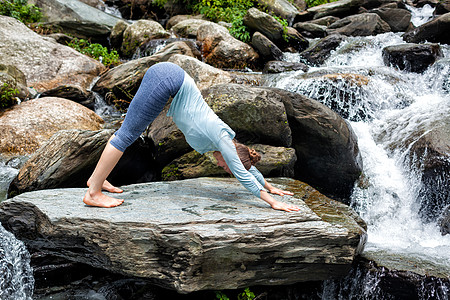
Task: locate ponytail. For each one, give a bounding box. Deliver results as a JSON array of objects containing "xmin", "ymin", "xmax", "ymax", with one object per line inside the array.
[{"xmin": 234, "ymin": 140, "xmax": 261, "ymax": 170}]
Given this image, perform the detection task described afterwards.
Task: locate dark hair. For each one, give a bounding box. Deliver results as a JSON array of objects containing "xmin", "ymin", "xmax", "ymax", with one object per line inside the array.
[{"xmin": 234, "ymin": 141, "xmax": 261, "ymax": 170}]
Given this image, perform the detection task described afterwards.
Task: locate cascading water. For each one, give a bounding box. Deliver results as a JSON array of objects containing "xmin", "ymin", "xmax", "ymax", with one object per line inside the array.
[{"xmin": 267, "ymin": 32, "xmax": 450, "ymax": 297}]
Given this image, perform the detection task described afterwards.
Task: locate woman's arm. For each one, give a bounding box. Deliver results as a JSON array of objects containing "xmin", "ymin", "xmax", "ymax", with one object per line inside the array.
[
  {"xmin": 260, "ymin": 190, "xmax": 300, "ymax": 212},
  {"xmin": 249, "ymin": 166, "xmax": 294, "ymax": 196}
]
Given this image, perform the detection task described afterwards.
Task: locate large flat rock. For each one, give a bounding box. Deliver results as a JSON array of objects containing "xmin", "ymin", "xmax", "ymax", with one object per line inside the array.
[{"xmin": 0, "ymin": 178, "xmax": 366, "ymax": 293}]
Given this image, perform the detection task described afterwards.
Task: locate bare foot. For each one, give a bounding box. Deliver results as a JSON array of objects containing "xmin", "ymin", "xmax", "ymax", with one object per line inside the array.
[
  {"xmin": 83, "ymin": 190, "xmax": 124, "ymax": 208},
  {"xmin": 87, "ymin": 179, "xmax": 123, "ymax": 193}
]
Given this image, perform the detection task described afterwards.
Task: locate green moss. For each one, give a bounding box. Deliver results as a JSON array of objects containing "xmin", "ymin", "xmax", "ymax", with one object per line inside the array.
[{"xmin": 161, "ymin": 164, "xmax": 181, "ymax": 181}]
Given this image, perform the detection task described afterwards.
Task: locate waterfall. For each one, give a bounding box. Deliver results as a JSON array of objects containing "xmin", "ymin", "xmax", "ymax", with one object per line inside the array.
[{"xmin": 267, "ymin": 32, "xmax": 450, "ymax": 296}]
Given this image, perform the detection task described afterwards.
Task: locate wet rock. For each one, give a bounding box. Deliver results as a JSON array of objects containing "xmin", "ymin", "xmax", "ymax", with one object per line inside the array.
[
  {"xmin": 121, "ymin": 20, "xmax": 171, "ymax": 57},
  {"xmin": 293, "ymin": 22, "xmax": 328, "ymax": 38},
  {"xmin": 40, "ymin": 85, "xmax": 90, "ymax": 103},
  {"xmin": 327, "ymin": 13, "xmax": 391, "ymax": 36},
  {"xmin": 44, "ymin": 33, "xmax": 73, "ymax": 45},
  {"xmin": 300, "ymin": 34, "xmax": 344, "ymax": 66},
  {"xmin": 202, "ymin": 84, "xmax": 292, "ymax": 146},
  {"xmin": 0, "ymin": 97, "xmax": 103, "ymax": 155},
  {"xmin": 30, "ymin": 0, "xmax": 125, "ymax": 41},
  {"xmin": 361, "ymin": 0, "xmax": 404, "ymax": 9},
  {"xmin": 109, "ymin": 20, "xmax": 129, "ymax": 50},
  {"xmin": 197, "ymin": 22, "xmax": 259, "ymax": 69},
  {"xmin": 440, "ymin": 206, "xmax": 450, "ymax": 235},
  {"xmin": 171, "ymin": 19, "xmax": 212, "ymax": 38},
  {"xmin": 370, "ymin": 7, "xmax": 412, "ymax": 32},
  {"xmin": 257, "ymin": 0, "xmax": 300, "ymax": 22},
  {"xmin": 0, "ymin": 64, "xmax": 29, "ymax": 101},
  {"xmin": 244, "ymin": 8, "xmax": 285, "ymax": 44},
  {"xmin": 263, "ymin": 61, "xmax": 309, "ymax": 74},
  {"xmin": 251, "ymin": 32, "xmax": 284, "ymax": 61},
  {"xmin": 92, "ymin": 42, "xmax": 198, "ymax": 107},
  {"xmin": 434, "ymin": 0, "xmax": 450, "ymax": 15},
  {"xmin": 307, "ymin": 0, "xmax": 364, "ymax": 20},
  {"xmin": 0, "ymin": 16, "xmax": 105, "ymax": 94},
  {"xmin": 0, "ymin": 177, "xmax": 367, "ymax": 293},
  {"xmin": 284, "ymin": 26, "xmax": 310, "ymax": 52},
  {"xmin": 382, "ymin": 43, "xmax": 443, "ymax": 73},
  {"xmin": 403, "ymin": 12, "xmax": 450, "ymax": 45},
  {"xmin": 162, "ymin": 144, "xmax": 296, "ymax": 181},
  {"xmin": 267, "ymin": 88, "xmax": 363, "ymax": 200},
  {"xmin": 308, "ymin": 15, "xmax": 340, "ymax": 26}
]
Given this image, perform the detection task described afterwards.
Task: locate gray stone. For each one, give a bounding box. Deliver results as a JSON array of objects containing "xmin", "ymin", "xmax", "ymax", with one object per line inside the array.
[
  {"xmin": 0, "ymin": 64, "xmax": 29, "ymax": 100},
  {"xmin": 327, "ymin": 13, "xmax": 392, "ymax": 36},
  {"xmin": 0, "ymin": 177, "xmax": 367, "ymax": 293},
  {"xmin": 403, "ymin": 12, "xmax": 450, "ymax": 45},
  {"xmin": 293, "ymin": 22, "xmax": 328, "ymax": 38},
  {"xmin": 300, "ymin": 34, "xmax": 344, "ymax": 66},
  {"xmin": 251, "ymin": 32, "xmax": 284, "ymax": 61},
  {"xmin": 166, "ymin": 14, "xmax": 206, "ymax": 29},
  {"xmin": 110, "ymin": 20, "xmax": 129, "ymax": 50},
  {"xmin": 382, "ymin": 43, "xmax": 443, "ymax": 73},
  {"xmin": 0, "ymin": 16, "xmax": 105, "ymax": 93},
  {"xmin": 285, "ymin": 26, "xmax": 310, "ymax": 52},
  {"xmin": 263, "ymin": 61, "xmax": 309, "ymax": 74},
  {"xmin": 202, "ymin": 84, "xmax": 292, "ymax": 147},
  {"xmin": 308, "ymin": 15, "xmax": 340, "ymax": 26},
  {"xmin": 307, "ymin": 0, "xmax": 364, "ymax": 19},
  {"xmin": 244, "ymin": 8, "xmax": 285, "ymax": 44},
  {"xmin": 171, "ymin": 19, "xmax": 212, "ymax": 38},
  {"xmin": 121, "ymin": 20, "xmax": 171, "ymax": 57},
  {"xmin": 435, "ymin": 0, "xmax": 450, "ymax": 15},
  {"xmin": 370, "ymin": 7, "xmax": 412, "ymax": 32},
  {"xmin": 256, "ymin": 0, "xmax": 300, "ymax": 22}
]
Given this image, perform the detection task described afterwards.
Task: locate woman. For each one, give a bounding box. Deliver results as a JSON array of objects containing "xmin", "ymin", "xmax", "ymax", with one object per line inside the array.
[{"xmin": 84, "ymin": 62, "xmax": 299, "ymax": 212}]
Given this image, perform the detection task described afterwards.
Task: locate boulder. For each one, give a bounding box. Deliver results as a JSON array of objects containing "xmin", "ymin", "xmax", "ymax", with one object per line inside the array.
[
  {"xmin": 166, "ymin": 14, "xmax": 206, "ymax": 29},
  {"xmin": 0, "ymin": 97, "xmax": 103, "ymax": 155},
  {"xmin": 0, "ymin": 65, "xmax": 29, "ymax": 100},
  {"xmin": 162, "ymin": 144, "xmax": 296, "ymax": 181},
  {"xmin": 327, "ymin": 13, "xmax": 391, "ymax": 36},
  {"xmin": 284, "ymin": 26, "xmax": 310, "ymax": 52},
  {"xmin": 92, "ymin": 42, "xmax": 198, "ymax": 107},
  {"xmin": 29, "ymin": 0, "xmax": 125, "ymax": 40},
  {"xmin": 201, "ymin": 84, "xmax": 292, "ymax": 147},
  {"xmin": 7, "ymin": 129, "xmax": 159, "ymax": 198},
  {"xmin": 0, "ymin": 16, "xmax": 105, "ymax": 93},
  {"xmin": 268, "ymin": 88, "xmax": 363, "ymax": 200},
  {"xmin": 410, "ymin": 117, "xmax": 450, "ymax": 222},
  {"xmin": 403, "ymin": 12, "xmax": 450, "ymax": 45},
  {"xmin": 307, "ymin": 0, "xmax": 364, "ymax": 20},
  {"xmin": 440, "ymin": 206, "xmax": 450, "ymax": 235},
  {"xmin": 434, "ymin": 0, "xmax": 450, "ymax": 15},
  {"xmin": 361, "ymin": 0, "xmax": 404, "ymax": 9},
  {"xmin": 263, "ymin": 61, "xmax": 309, "ymax": 74},
  {"xmin": 300, "ymin": 34, "xmax": 344, "ymax": 66},
  {"xmin": 197, "ymin": 22, "xmax": 259, "ymax": 69},
  {"xmin": 244, "ymin": 8, "xmax": 285, "ymax": 44},
  {"xmin": 171, "ymin": 19, "xmax": 212, "ymax": 38},
  {"xmin": 382, "ymin": 43, "xmax": 443, "ymax": 73},
  {"xmin": 308, "ymin": 15, "xmax": 340, "ymax": 26},
  {"xmin": 293, "ymin": 22, "xmax": 328, "ymax": 38},
  {"xmin": 109, "ymin": 20, "xmax": 129, "ymax": 50},
  {"xmin": 121, "ymin": 20, "xmax": 171, "ymax": 57},
  {"xmin": 370, "ymin": 7, "xmax": 412, "ymax": 32},
  {"xmin": 256, "ymin": 0, "xmax": 300, "ymax": 22},
  {"xmin": 0, "ymin": 177, "xmax": 367, "ymax": 293},
  {"xmin": 251, "ymin": 32, "xmax": 284, "ymax": 61},
  {"xmin": 39, "ymin": 85, "xmax": 90, "ymax": 104}
]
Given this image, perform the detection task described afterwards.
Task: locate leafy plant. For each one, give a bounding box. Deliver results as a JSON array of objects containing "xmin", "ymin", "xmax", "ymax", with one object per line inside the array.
[
  {"xmin": 215, "ymin": 290, "xmax": 230, "ymax": 300},
  {"xmin": 273, "ymin": 15, "xmax": 289, "ymax": 42},
  {"xmin": 305, "ymin": 0, "xmax": 338, "ymax": 8},
  {"xmin": 0, "ymin": 83, "xmax": 19, "ymax": 109},
  {"xmin": 67, "ymin": 38, "xmax": 121, "ymax": 68},
  {"xmin": 0, "ymin": 0, "xmax": 41, "ymax": 24},
  {"xmin": 238, "ymin": 287, "xmax": 256, "ymax": 300}
]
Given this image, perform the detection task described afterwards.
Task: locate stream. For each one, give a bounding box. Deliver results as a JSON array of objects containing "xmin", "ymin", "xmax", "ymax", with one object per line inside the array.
[{"xmin": 0, "ymin": 4, "xmax": 449, "ymax": 300}]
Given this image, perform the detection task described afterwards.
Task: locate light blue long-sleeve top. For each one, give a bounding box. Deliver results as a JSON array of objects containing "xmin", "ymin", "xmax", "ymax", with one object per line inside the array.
[{"xmin": 167, "ymin": 73, "xmax": 266, "ymax": 198}]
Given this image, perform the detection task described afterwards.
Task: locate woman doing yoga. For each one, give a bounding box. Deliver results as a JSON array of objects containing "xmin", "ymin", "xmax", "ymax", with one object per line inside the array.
[{"xmin": 83, "ymin": 62, "xmax": 300, "ymax": 212}]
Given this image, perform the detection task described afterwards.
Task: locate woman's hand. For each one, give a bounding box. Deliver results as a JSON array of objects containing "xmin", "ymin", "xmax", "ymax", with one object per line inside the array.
[
  {"xmin": 268, "ymin": 187, "xmax": 294, "ymax": 196},
  {"xmin": 270, "ymin": 200, "xmax": 300, "ymax": 212}
]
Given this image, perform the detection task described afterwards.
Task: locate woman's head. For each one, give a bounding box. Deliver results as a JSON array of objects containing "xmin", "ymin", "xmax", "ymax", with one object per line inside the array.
[{"xmin": 213, "ymin": 141, "xmax": 261, "ymax": 174}]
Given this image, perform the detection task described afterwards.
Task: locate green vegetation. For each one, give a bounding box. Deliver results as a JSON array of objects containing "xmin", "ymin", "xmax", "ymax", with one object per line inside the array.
[
  {"xmin": 273, "ymin": 15, "xmax": 289, "ymax": 42},
  {"xmin": 305, "ymin": 0, "xmax": 339, "ymax": 8},
  {"xmin": 215, "ymin": 287, "xmax": 256, "ymax": 300},
  {"xmin": 0, "ymin": 0, "xmax": 41, "ymax": 24},
  {"xmin": 0, "ymin": 83, "xmax": 19, "ymax": 109},
  {"xmin": 66, "ymin": 38, "xmax": 120, "ymax": 68}
]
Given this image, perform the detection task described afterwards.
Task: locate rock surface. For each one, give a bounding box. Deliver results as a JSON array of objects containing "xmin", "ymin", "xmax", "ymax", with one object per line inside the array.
[
  {"xmin": 382, "ymin": 43, "xmax": 443, "ymax": 73},
  {"xmin": 0, "ymin": 177, "xmax": 367, "ymax": 293},
  {"xmin": 327, "ymin": 13, "xmax": 391, "ymax": 36},
  {"xmin": 0, "ymin": 97, "xmax": 103, "ymax": 155},
  {"xmin": 403, "ymin": 12, "xmax": 450, "ymax": 45}
]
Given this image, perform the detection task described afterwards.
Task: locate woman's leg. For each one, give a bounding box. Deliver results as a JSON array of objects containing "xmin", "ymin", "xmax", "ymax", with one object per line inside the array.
[{"xmin": 83, "ymin": 62, "xmax": 185, "ymax": 208}]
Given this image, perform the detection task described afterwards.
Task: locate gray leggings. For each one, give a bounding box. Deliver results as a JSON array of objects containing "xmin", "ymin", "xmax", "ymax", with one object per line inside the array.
[{"xmin": 110, "ymin": 62, "xmax": 185, "ymax": 152}]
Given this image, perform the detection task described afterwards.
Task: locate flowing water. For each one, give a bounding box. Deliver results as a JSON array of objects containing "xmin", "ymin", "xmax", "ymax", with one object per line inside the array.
[{"xmin": 268, "ymin": 31, "xmax": 450, "ymax": 298}]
